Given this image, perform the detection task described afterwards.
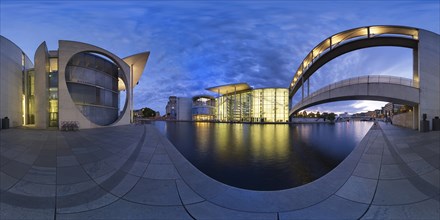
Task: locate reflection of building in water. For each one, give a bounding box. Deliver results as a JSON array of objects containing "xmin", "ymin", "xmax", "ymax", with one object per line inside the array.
[
  {"xmin": 206, "ymin": 83, "xmax": 289, "ymax": 122},
  {"xmin": 192, "ymin": 95, "xmax": 216, "ymax": 121}
]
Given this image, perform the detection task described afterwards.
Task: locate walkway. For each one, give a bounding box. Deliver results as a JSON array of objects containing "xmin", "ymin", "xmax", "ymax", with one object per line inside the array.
[{"xmin": 0, "ymin": 122, "xmax": 438, "ymax": 219}]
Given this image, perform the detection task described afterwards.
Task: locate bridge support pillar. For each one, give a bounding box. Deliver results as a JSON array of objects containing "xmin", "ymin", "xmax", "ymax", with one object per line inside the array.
[
  {"xmin": 413, "ymin": 105, "xmax": 419, "ymax": 130},
  {"xmin": 416, "ymin": 30, "xmax": 440, "ymax": 131}
]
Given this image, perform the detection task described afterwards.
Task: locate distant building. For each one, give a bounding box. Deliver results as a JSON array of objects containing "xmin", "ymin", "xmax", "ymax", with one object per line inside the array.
[
  {"xmin": 383, "ymin": 102, "xmax": 404, "ymax": 117},
  {"xmin": 366, "ymin": 111, "xmax": 376, "ymax": 117},
  {"xmin": 133, "ymin": 109, "xmax": 143, "ymax": 118},
  {"xmin": 206, "ymin": 83, "xmax": 289, "ymax": 122},
  {"xmin": 165, "ymin": 96, "xmax": 177, "ymax": 119},
  {"xmin": 374, "ymin": 109, "xmax": 383, "ymax": 118},
  {"xmin": 165, "ymin": 96, "xmax": 192, "ymax": 121},
  {"xmin": 192, "ymin": 95, "xmax": 216, "ymax": 121},
  {"xmin": 339, "ymin": 112, "xmax": 350, "ymax": 118}
]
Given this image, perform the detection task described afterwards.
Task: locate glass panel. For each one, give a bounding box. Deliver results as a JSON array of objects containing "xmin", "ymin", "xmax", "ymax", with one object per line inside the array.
[
  {"xmin": 48, "ymin": 67, "xmax": 58, "ymax": 127},
  {"xmin": 49, "ymin": 58, "xmax": 58, "ymax": 72}
]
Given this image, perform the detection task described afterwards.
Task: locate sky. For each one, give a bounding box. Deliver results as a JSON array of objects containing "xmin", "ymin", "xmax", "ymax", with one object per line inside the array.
[{"xmin": 1, "ymin": 0, "xmax": 439, "ymax": 115}]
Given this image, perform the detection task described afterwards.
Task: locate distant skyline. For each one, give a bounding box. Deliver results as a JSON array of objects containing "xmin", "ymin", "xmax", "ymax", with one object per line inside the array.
[{"xmin": 1, "ymin": 1, "xmax": 439, "ymax": 115}]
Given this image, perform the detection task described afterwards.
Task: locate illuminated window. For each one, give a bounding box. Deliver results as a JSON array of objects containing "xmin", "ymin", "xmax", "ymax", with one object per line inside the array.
[{"xmin": 49, "ymin": 58, "xmax": 58, "ymax": 72}]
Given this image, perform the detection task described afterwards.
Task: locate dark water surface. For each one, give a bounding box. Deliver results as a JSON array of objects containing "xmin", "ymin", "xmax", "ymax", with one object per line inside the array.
[{"xmin": 154, "ymin": 121, "xmax": 372, "ymax": 190}]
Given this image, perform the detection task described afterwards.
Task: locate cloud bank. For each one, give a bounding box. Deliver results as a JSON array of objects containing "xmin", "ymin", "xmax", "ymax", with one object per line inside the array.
[{"xmin": 1, "ymin": 1, "xmax": 438, "ymax": 114}]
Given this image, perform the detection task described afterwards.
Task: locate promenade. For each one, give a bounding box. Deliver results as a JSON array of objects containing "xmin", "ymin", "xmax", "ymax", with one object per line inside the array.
[{"xmin": 0, "ymin": 122, "xmax": 438, "ymax": 219}]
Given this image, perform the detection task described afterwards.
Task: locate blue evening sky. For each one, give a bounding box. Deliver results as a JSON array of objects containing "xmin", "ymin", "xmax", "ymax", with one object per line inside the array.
[{"xmin": 1, "ymin": 1, "xmax": 439, "ymax": 115}]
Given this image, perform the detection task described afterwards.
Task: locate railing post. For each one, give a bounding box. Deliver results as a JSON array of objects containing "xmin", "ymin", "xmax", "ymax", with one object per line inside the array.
[
  {"xmin": 301, "ymin": 77, "xmax": 304, "ymax": 102},
  {"xmin": 329, "ymin": 37, "xmax": 333, "ymax": 50}
]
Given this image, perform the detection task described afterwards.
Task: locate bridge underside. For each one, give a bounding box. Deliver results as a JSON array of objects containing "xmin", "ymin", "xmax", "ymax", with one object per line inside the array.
[
  {"xmin": 290, "ymin": 83, "xmax": 420, "ymax": 115},
  {"xmin": 290, "ymin": 82, "xmax": 421, "ymax": 129},
  {"xmin": 289, "ymin": 28, "xmax": 439, "ymax": 131},
  {"xmin": 289, "ymin": 37, "xmax": 418, "ymax": 97}
]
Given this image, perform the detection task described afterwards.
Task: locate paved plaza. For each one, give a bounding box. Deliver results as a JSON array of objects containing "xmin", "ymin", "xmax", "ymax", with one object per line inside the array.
[{"xmin": 0, "ymin": 122, "xmax": 439, "ymax": 219}]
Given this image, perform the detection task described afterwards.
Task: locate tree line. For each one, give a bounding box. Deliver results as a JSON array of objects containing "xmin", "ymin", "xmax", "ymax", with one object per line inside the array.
[{"xmin": 294, "ymin": 111, "xmax": 336, "ymax": 122}]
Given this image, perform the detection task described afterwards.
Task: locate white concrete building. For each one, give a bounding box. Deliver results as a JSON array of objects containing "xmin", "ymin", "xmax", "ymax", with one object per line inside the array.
[{"xmin": 0, "ymin": 36, "xmax": 149, "ymax": 129}]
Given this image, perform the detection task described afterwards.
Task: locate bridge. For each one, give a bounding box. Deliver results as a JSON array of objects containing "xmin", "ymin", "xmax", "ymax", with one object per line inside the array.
[
  {"xmin": 288, "ymin": 25, "xmax": 440, "ymax": 131},
  {"xmin": 290, "ymin": 75, "xmax": 419, "ymax": 121}
]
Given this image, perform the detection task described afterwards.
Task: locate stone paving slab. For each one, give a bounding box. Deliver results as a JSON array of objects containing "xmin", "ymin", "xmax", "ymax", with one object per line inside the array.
[
  {"xmin": 57, "ymin": 200, "xmax": 192, "ymax": 220},
  {"xmin": 186, "ymin": 200, "xmax": 277, "ymax": 220},
  {"xmin": 362, "ymin": 197, "xmax": 440, "ymax": 220},
  {"xmin": 279, "ymin": 195, "xmax": 368, "ymax": 220},
  {"xmin": 0, "ymin": 122, "xmax": 438, "ymax": 219}
]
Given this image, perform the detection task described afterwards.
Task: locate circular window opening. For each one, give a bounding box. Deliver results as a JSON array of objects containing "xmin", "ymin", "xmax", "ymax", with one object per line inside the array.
[{"xmin": 65, "ymin": 52, "xmax": 128, "ymax": 126}]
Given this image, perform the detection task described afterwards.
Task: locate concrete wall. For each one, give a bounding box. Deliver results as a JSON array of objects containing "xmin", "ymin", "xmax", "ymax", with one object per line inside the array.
[
  {"xmin": 0, "ymin": 36, "xmax": 33, "ymax": 127},
  {"xmin": 57, "ymin": 41, "xmax": 131, "ymax": 129},
  {"xmin": 417, "ymin": 30, "xmax": 440, "ymax": 130},
  {"xmin": 392, "ymin": 111, "xmax": 413, "ymax": 129},
  {"xmin": 34, "ymin": 42, "xmax": 49, "ymax": 129},
  {"xmin": 177, "ymin": 97, "xmax": 192, "ymax": 121}
]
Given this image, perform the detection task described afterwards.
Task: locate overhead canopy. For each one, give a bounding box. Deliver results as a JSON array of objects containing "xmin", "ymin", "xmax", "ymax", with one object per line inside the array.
[
  {"xmin": 118, "ymin": 51, "xmax": 150, "ymax": 91},
  {"xmin": 206, "ymin": 83, "xmax": 252, "ymax": 95}
]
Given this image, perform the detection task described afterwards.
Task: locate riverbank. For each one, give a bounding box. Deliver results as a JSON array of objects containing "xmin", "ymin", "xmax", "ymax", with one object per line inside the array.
[
  {"xmin": 0, "ymin": 122, "xmax": 438, "ymax": 219},
  {"xmin": 138, "ymin": 118, "xmax": 333, "ymax": 124}
]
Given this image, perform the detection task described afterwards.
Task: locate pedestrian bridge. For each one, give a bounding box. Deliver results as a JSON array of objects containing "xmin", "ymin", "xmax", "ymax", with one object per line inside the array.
[
  {"xmin": 287, "ymin": 25, "xmax": 439, "ymax": 130},
  {"xmin": 290, "ymin": 75, "xmax": 419, "ymax": 115}
]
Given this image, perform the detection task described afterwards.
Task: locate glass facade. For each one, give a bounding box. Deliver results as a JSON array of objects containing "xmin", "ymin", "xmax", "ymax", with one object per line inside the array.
[
  {"xmin": 21, "ymin": 52, "xmax": 35, "ymax": 125},
  {"xmin": 25, "ymin": 69, "xmax": 35, "ymax": 124},
  {"xmin": 216, "ymin": 88, "xmax": 289, "ymax": 122},
  {"xmin": 65, "ymin": 52, "xmax": 120, "ymax": 126},
  {"xmin": 192, "ymin": 96, "xmax": 216, "ymax": 121},
  {"xmin": 48, "ymin": 58, "xmax": 59, "ymax": 127}
]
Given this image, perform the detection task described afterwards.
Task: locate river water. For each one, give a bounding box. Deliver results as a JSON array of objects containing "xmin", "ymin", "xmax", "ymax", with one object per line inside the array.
[{"xmin": 154, "ymin": 121, "xmax": 372, "ymax": 190}]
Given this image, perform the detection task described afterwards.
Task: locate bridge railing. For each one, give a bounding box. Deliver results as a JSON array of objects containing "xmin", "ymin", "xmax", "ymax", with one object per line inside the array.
[
  {"xmin": 306, "ymin": 75, "xmax": 417, "ymax": 99},
  {"xmin": 289, "ymin": 26, "xmax": 419, "ymax": 93}
]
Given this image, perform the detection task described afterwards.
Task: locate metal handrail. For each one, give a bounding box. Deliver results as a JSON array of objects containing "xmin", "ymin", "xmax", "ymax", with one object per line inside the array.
[{"xmin": 292, "ymin": 75, "xmax": 417, "ymax": 110}]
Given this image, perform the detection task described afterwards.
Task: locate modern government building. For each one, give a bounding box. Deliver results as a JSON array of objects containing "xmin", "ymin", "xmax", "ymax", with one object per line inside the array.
[
  {"xmin": 0, "ymin": 36, "xmax": 149, "ymax": 129},
  {"xmin": 166, "ymin": 83, "xmax": 289, "ymax": 122}
]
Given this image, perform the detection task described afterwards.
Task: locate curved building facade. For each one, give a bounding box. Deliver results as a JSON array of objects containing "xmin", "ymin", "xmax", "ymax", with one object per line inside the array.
[
  {"xmin": 0, "ymin": 36, "xmax": 149, "ymax": 129},
  {"xmin": 65, "ymin": 52, "xmax": 120, "ymax": 126},
  {"xmin": 0, "ymin": 36, "xmax": 34, "ymax": 128},
  {"xmin": 192, "ymin": 95, "xmax": 216, "ymax": 121}
]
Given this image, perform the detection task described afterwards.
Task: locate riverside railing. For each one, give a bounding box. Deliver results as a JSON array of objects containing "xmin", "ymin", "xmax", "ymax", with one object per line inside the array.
[{"xmin": 306, "ymin": 75, "xmax": 416, "ymax": 100}]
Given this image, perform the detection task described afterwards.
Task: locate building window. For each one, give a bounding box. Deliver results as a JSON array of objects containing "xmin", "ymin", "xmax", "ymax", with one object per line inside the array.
[{"xmin": 48, "ymin": 58, "xmax": 59, "ymax": 127}]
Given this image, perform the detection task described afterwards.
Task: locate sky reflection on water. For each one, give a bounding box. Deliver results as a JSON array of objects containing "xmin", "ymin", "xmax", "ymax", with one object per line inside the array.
[{"xmin": 154, "ymin": 121, "xmax": 372, "ymax": 190}]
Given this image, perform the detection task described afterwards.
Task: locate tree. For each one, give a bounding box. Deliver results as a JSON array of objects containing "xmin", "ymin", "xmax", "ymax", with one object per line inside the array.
[
  {"xmin": 308, "ymin": 112, "xmax": 315, "ymax": 118},
  {"xmin": 328, "ymin": 112, "xmax": 336, "ymax": 122},
  {"xmin": 142, "ymin": 107, "xmax": 156, "ymax": 118},
  {"xmin": 316, "ymin": 111, "xmax": 321, "ymax": 118},
  {"xmin": 322, "ymin": 112, "xmax": 328, "ymax": 121},
  {"xmin": 302, "ymin": 110, "xmax": 307, "ymax": 117}
]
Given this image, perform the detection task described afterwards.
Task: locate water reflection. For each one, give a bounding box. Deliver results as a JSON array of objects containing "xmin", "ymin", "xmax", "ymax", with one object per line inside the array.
[{"xmin": 154, "ymin": 121, "xmax": 372, "ymax": 190}]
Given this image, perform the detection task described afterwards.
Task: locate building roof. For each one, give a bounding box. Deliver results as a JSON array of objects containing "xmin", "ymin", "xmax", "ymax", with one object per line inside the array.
[
  {"xmin": 192, "ymin": 95, "xmax": 215, "ymax": 101},
  {"xmin": 118, "ymin": 51, "xmax": 150, "ymax": 91},
  {"xmin": 206, "ymin": 83, "xmax": 252, "ymax": 95}
]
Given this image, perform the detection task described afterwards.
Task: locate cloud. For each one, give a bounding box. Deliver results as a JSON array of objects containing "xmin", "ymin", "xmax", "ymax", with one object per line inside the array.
[{"xmin": 1, "ymin": 1, "xmax": 438, "ymax": 113}]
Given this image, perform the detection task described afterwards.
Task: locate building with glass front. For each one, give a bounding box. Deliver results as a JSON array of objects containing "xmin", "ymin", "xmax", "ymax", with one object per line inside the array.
[
  {"xmin": 0, "ymin": 36, "xmax": 149, "ymax": 129},
  {"xmin": 206, "ymin": 83, "xmax": 289, "ymax": 122},
  {"xmin": 192, "ymin": 95, "xmax": 216, "ymax": 121}
]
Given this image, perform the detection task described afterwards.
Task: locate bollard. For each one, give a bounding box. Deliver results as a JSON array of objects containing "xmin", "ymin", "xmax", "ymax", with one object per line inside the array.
[
  {"xmin": 432, "ymin": 116, "xmax": 440, "ymax": 131},
  {"xmin": 420, "ymin": 113, "xmax": 429, "ymax": 132},
  {"xmin": 2, "ymin": 117, "xmax": 9, "ymax": 129}
]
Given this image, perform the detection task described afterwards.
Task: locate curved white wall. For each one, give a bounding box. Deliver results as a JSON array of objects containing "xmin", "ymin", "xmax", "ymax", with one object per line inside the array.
[{"xmin": 0, "ymin": 36, "xmax": 33, "ymax": 127}]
